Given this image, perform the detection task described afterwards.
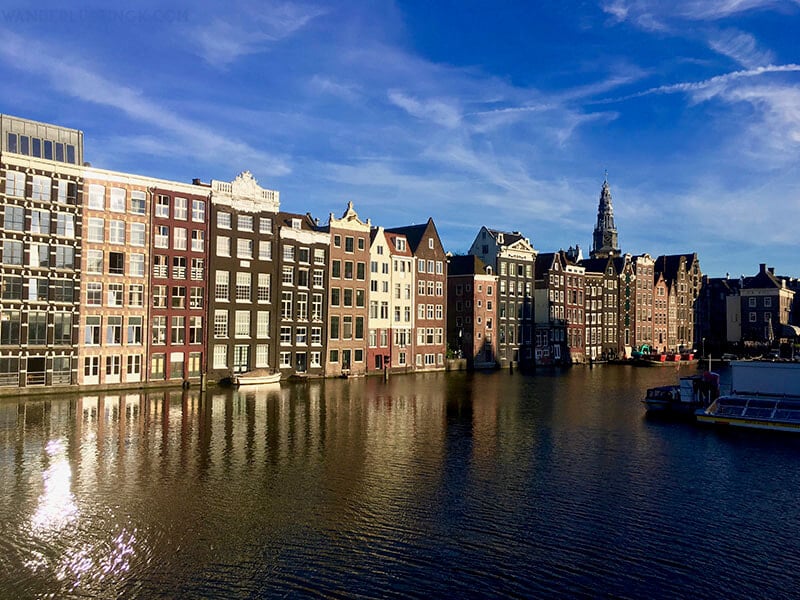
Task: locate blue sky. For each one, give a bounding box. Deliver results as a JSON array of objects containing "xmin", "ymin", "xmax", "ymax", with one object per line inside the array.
[{"xmin": 1, "ymin": 0, "xmax": 799, "ymax": 278}]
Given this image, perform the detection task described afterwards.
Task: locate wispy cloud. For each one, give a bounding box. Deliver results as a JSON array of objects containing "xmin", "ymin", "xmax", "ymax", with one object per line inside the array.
[
  {"xmin": 190, "ymin": 1, "xmax": 325, "ymax": 67},
  {"xmin": 0, "ymin": 28, "xmax": 290, "ymax": 175},
  {"xmin": 602, "ymin": 0, "xmax": 799, "ymax": 24},
  {"xmin": 601, "ymin": 64, "xmax": 800, "ymax": 103},
  {"xmin": 387, "ymin": 91, "xmax": 462, "ymax": 128},
  {"xmin": 708, "ymin": 29, "xmax": 775, "ymax": 68}
]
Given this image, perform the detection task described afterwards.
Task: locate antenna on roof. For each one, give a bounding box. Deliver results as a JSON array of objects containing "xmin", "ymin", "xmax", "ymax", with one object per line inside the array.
[{"xmin": 604, "ymin": 169, "xmax": 608, "ymax": 183}]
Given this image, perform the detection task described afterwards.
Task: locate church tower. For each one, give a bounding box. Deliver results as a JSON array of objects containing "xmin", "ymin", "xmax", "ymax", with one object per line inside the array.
[{"xmin": 590, "ymin": 172, "xmax": 620, "ymax": 259}]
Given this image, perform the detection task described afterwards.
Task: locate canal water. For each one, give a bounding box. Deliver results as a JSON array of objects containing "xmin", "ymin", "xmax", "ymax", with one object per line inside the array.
[{"xmin": 1, "ymin": 365, "xmax": 799, "ymax": 599}]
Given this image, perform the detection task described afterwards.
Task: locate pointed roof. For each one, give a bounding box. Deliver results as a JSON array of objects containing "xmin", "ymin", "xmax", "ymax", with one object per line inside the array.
[
  {"xmin": 448, "ymin": 254, "xmax": 491, "ymax": 277},
  {"xmin": 386, "ymin": 217, "xmax": 440, "ymax": 252}
]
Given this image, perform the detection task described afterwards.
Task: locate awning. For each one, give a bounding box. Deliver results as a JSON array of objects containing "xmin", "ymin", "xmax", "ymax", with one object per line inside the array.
[{"xmin": 782, "ymin": 324, "xmax": 800, "ymax": 337}]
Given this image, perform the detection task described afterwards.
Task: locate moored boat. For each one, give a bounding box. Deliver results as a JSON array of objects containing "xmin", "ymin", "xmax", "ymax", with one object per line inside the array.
[
  {"xmin": 695, "ymin": 360, "xmax": 800, "ymax": 432},
  {"xmin": 234, "ymin": 369, "xmax": 282, "ymax": 386},
  {"xmin": 642, "ymin": 371, "xmax": 719, "ymax": 415}
]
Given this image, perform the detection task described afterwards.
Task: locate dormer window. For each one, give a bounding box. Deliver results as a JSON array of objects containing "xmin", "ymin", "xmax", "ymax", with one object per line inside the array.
[
  {"xmin": 291, "ymin": 218, "xmax": 302, "ymax": 229},
  {"xmin": 428, "ymin": 238, "xmax": 434, "ymax": 249}
]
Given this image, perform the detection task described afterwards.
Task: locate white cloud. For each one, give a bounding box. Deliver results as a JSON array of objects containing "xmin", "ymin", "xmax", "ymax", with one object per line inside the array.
[
  {"xmin": 602, "ymin": 0, "xmax": 799, "ymax": 25},
  {"xmin": 387, "ymin": 91, "xmax": 462, "ymax": 128},
  {"xmin": 0, "ymin": 28, "xmax": 290, "ymax": 175},
  {"xmin": 708, "ymin": 29, "xmax": 774, "ymax": 68},
  {"xmin": 190, "ymin": 1, "xmax": 325, "ymax": 67}
]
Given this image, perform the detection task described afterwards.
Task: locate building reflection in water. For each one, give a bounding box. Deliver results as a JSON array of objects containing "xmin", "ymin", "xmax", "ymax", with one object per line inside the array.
[{"xmin": 0, "ymin": 374, "xmax": 508, "ymax": 597}]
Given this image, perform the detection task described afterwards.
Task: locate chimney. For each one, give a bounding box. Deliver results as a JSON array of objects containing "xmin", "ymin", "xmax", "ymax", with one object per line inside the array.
[{"xmin": 760, "ymin": 263, "xmax": 767, "ymax": 273}]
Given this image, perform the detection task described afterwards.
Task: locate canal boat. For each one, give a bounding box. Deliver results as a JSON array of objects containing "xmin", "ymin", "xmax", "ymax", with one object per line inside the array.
[
  {"xmin": 234, "ymin": 369, "xmax": 282, "ymax": 386},
  {"xmin": 642, "ymin": 371, "xmax": 719, "ymax": 416},
  {"xmin": 695, "ymin": 360, "xmax": 800, "ymax": 432}
]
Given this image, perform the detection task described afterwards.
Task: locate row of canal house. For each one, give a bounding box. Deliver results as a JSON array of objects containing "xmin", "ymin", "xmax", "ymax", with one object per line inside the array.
[
  {"xmin": 0, "ymin": 114, "xmax": 449, "ymax": 391},
  {"xmin": 451, "ymin": 177, "xmax": 701, "ymax": 367}
]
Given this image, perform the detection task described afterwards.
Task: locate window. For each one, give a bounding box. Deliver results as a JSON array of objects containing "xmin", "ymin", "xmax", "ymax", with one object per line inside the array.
[
  {"xmin": 191, "ymin": 258, "xmax": 204, "ymax": 281},
  {"xmin": 748, "ymin": 297, "xmax": 757, "ymax": 307},
  {"xmin": 131, "ymin": 190, "xmax": 146, "ymax": 215},
  {"xmin": 237, "ymin": 238, "xmax": 253, "ymax": 259},
  {"xmin": 54, "ymin": 245, "xmax": 74, "ymax": 269},
  {"xmin": 345, "ymin": 236, "xmax": 354, "ymax": 253},
  {"xmin": 174, "ymin": 197, "xmax": 188, "ymax": 220},
  {"xmin": 127, "ymin": 316, "xmax": 142, "ymax": 345},
  {"xmin": 189, "ymin": 316, "xmax": 203, "ymax": 344},
  {"xmin": 235, "ymin": 311, "xmax": 250, "ymax": 337},
  {"xmin": 172, "ymin": 256, "xmax": 186, "ymax": 279},
  {"xmin": 238, "ymin": 214, "xmax": 253, "ymax": 231},
  {"xmin": 27, "ymin": 312, "xmax": 47, "ymax": 345},
  {"xmin": 109, "ymin": 220, "xmax": 125, "ymax": 244},
  {"xmin": 127, "ymin": 355, "xmax": 142, "ymax": 378},
  {"xmin": 54, "ymin": 213, "xmax": 74, "ymax": 238},
  {"xmin": 130, "ymin": 254, "xmax": 145, "ymax": 277},
  {"xmin": 129, "ymin": 284, "xmax": 144, "ymax": 307},
  {"xmin": 130, "ymin": 222, "xmax": 146, "ymax": 246},
  {"xmin": 107, "ymin": 283, "xmax": 124, "ymax": 306},
  {"xmin": 330, "ymin": 316, "xmax": 339, "ymax": 339},
  {"xmin": 214, "ymin": 310, "xmax": 229, "ymax": 338},
  {"xmin": 282, "ymin": 266, "xmax": 294, "ymax": 285},
  {"xmin": 53, "ymin": 313, "xmax": 72, "ymax": 344},
  {"xmin": 312, "ymin": 294, "xmax": 323, "ymax": 320},
  {"xmin": 84, "ymin": 316, "xmax": 101, "ymax": 345},
  {"xmin": 87, "ymin": 184, "xmax": 105, "ymax": 209},
  {"xmin": 213, "ymin": 345, "xmax": 227, "ymax": 369},
  {"xmin": 109, "ymin": 252, "xmax": 125, "ymax": 275},
  {"xmin": 173, "ymin": 227, "xmax": 187, "ymax": 250},
  {"xmin": 3, "ymin": 205, "xmax": 24, "ymax": 231},
  {"xmin": 31, "ymin": 209, "xmax": 50, "ymax": 234},
  {"xmin": 259, "ymin": 240, "xmax": 272, "ymax": 260},
  {"xmin": 257, "ymin": 312, "xmax": 270, "ymax": 338},
  {"xmin": 281, "ymin": 292, "xmax": 292, "ymax": 319},
  {"xmin": 106, "ymin": 316, "xmax": 123, "ymax": 345},
  {"xmin": 344, "ymin": 261, "xmax": 353, "ymax": 279},
  {"xmin": 155, "ymin": 225, "xmax": 169, "ymax": 248},
  {"xmin": 280, "ymin": 326, "xmax": 292, "ymax": 344},
  {"xmin": 87, "ymin": 282, "xmax": 102, "ymax": 305},
  {"xmin": 314, "ymin": 248, "xmax": 326, "ymax": 264},
  {"xmin": 171, "ymin": 285, "xmax": 186, "ymax": 308},
  {"xmin": 51, "ymin": 279, "xmax": 74, "ymax": 302},
  {"xmin": 333, "ymin": 235, "xmax": 341, "ymax": 248},
  {"xmin": 87, "ymin": 217, "xmax": 104, "ymax": 242},
  {"xmin": 215, "ymin": 271, "xmax": 230, "ymax": 301},
  {"xmin": 256, "ymin": 344, "xmax": 269, "ymax": 368},
  {"xmin": 110, "ymin": 188, "xmax": 126, "ymax": 212},
  {"xmin": 428, "ymin": 238, "xmax": 434, "ymax": 249},
  {"xmin": 5, "ymin": 170, "xmax": 24, "ymax": 196},
  {"xmin": 152, "ymin": 316, "xmax": 167, "ymax": 344},
  {"xmin": 171, "ymin": 316, "xmax": 185, "ymax": 344},
  {"xmin": 31, "ymin": 175, "xmax": 51, "ymax": 201},
  {"xmin": 29, "ymin": 243, "xmax": 49, "ymax": 268},
  {"xmin": 259, "ymin": 216, "xmax": 272, "ymax": 233},
  {"xmin": 216, "ymin": 236, "xmax": 230, "ymax": 257},
  {"xmin": 236, "ymin": 272, "xmax": 251, "ymax": 301},
  {"xmin": 192, "ymin": 200, "xmax": 206, "ymax": 222},
  {"xmin": 191, "ymin": 230, "xmax": 205, "ymax": 252},
  {"xmin": 356, "ymin": 262, "xmax": 366, "ymax": 280},
  {"xmin": 418, "ymin": 259, "xmax": 425, "ymax": 273},
  {"xmin": 332, "ymin": 260, "xmax": 341, "ymax": 278},
  {"xmin": 257, "ymin": 273, "xmax": 271, "ymax": 302},
  {"xmin": 190, "ymin": 287, "xmax": 203, "ymax": 309},
  {"xmin": 283, "ymin": 245, "xmax": 295, "ymax": 262},
  {"xmin": 2, "ymin": 240, "xmax": 23, "ymax": 265},
  {"xmin": 217, "ymin": 211, "xmax": 231, "ymax": 228},
  {"xmin": 28, "ymin": 277, "xmax": 47, "ymax": 301},
  {"xmin": 156, "ymin": 195, "xmax": 170, "ymax": 218}
]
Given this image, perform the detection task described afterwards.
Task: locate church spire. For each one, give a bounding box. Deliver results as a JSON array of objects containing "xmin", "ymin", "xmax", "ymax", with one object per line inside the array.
[{"xmin": 590, "ymin": 173, "xmax": 620, "ymax": 259}]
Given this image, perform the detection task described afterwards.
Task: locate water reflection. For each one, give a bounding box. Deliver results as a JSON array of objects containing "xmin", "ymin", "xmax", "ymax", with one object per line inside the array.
[{"xmin": 2, "ymin": 368, "xmax": 800, "ymax": 598}]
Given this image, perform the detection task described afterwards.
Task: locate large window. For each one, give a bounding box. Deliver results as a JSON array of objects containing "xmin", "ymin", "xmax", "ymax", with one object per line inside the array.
[
  {"xmin": 127, "ymin": 316, "xmax": 143, "ymax": 345},
  {"xmin": 54, "ymin": 213, "xmax": 74, "ymax": 238},
  {"xmin": 171, "ymin": 316, "xmax": 185, "ymax": 344},
  {"xmin": 189, "ymin": 317, "xmax": 203, "ymax": 344},
  {"xmin": 4, "ymin": 170, "xmax": 24, "ymax": 196},
  {"xmin": 84, "ymin": 316, "xmax": 101, "ymax": 345},
  {"xmin": 110, "ymin": 188, "xmax": 126, "ymax": 212},
  {"xmin": 3, "ymin": 205, "xmax": 24, "ymax": 231},
  {"xmin": 88, "ymin": 184, "xmax": 105, "ymax": 209},
  {"xmin": 109, "ymin": 220, "xmax": 125, "ymax": 244},
  {"xmin": 109, "ymin": 252, "xmax": 125, "ymax": 275},
  {"xmin": 192, "ymin": 199, "xmax": 206, "ymax": 222},
  {"xmin": 215, "ymin": 271, "xmax": 229, "ymax": 301},
  {"xmin": 236, "ymin": 272, "xmax": 251, "ymax": 301},
  {"xmin": 129, "ymin": 285, "xmax": 144, "ymax": 308},
  {"xmin": 27, "ymin": 312, "xmax": 47, "ymax": 345},
  {"xmin": 191, "ymin": 230, "xmax": 205, "ymax": 252},
  {"xmin": 130, "ymin": 190, "xmax": 146, "ymax": 215},
  {"xmin": 31, "ymin": 175, "xmax": 51, "ymax": 201},
  {"xmin": 174, "ymin": 197, "xmax": 188, "ymax": 220},
  {"xmin": 130, "ymin": 222, "xmax": 146, "ymax": 246},
  {"xmin": 152, "ymin": 316, "xmax": 167, "ymax": 344},
  {"xmin": 53, "ymin": 313, "xmax": 72, "ymax": 344},
  {"xmin": 106, "ymin": 316, "xmax": 122, "ymax": 345},
  {"xmin": 257, "ymin": 273, "xmax": 271, "ymax": 303}
]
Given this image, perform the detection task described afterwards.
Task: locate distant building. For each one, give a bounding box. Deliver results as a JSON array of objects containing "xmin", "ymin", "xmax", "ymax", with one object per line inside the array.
[
  {"xmin": 740, "ymin": 263, "xmax": 796, "ymax": 346},
  {"xmin": 469, "ymin": 227, "xmax": 537, "ymax": 369},
  {"xmin": 590, "ymin": 174, "xmax": 621, "ymax": 259},
  {"xmin": 388, "ymin": 218, "xmax": 447, "ymax": 371},
  {"xmin": 323, "ymin": 202, "xmax": 371, "ymax": 376},
  {"xmin": 654, "ymin": 253, "xmax": 702, "ymax": 351},
  {"xmin": 206, "ymin": 172, "xmax": 281, "ymax": 382},
  {"xmin": 0, "ymin": 115, "xmax": 83, "ymax": 389},
  {"xmin": 447, "ymin": 254, "xmax": 497, "ymax": 369}
]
